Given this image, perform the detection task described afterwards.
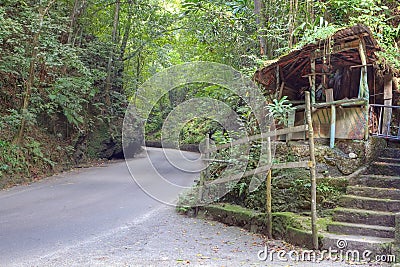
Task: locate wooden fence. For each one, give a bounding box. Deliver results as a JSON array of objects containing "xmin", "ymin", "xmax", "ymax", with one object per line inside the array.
[{"xmin": 199, "ymin": 91, "xmax": 318, "ymax": 249}]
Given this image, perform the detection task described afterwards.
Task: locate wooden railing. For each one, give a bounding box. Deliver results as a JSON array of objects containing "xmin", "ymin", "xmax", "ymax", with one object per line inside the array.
[
  {"xmin": 199, "ymin": 91, "xmax": 319, "ymax": 249},
  {"xmin": 370, "ymin": 104, "xmax": 400, "ymax": 140},
  {"xmin": 292, "ymin": 98, "xmax": 368, "ymax": 147}
]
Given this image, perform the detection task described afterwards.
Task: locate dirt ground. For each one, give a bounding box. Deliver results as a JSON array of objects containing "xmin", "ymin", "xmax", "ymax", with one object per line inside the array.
[{"xmin": 27, "ymin": 206, "xmax": 389, "ymax": 267}]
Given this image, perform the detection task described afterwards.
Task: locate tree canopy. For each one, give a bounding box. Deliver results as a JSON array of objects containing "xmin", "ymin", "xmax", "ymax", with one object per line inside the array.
[{"xmin": 0, "ymin": 0, "xmax": 399, "ymax": 187}]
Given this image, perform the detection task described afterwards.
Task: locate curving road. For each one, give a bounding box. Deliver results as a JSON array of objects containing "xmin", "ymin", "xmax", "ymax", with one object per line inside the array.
[
  {"xmin": 0, "ymin": 147, "xmax": 201, "ymax": 266},
  {"xmin": 0, "ymin": 147, "xmax": 359, "ymax": 267}
]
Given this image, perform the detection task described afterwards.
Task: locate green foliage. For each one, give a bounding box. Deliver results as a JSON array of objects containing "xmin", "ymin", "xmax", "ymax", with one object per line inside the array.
[
  {"xmin": 0, "ymin": 0, "xmax": 134, "ymax": 187},
  {"xmin": 331, "ymin": 0, "xmax": 400, "ymax": 68},
  {"xmin": 241, "ymin": 168, "xmax": 345, "ymax": 214},
  {"xmin": 293, "ymin": 0, "xmax": 400, "ymax": 68},
  {"xmin": 1, "ymin": 0, "xmax": 399, "ymax": 195},
  {"xmin": 294, "ymin": 20, "xmax": 341, "ymax": 49},
  {"xmin": 0, "ymin": 139, "xmax": 54, "ymax": 188},
  {"xmin": 180, "ymin": 0, "xmax": 258, "ymax": 68},
  {"xmin": 266, "ymin": 96, "xmax": 295, "ymax": 126},
  {"xmin": 176, "ymin": 185, "xmax": 202, "ymax": 212}
]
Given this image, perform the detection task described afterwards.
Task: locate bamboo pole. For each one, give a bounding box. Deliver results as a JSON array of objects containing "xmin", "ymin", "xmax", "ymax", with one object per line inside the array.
[
  {"xmin": 330, "ymin": 105, "xmax": 336, "ymax": 148},
  {"xmin": 266, "ymin": 169, "xmax": 272, "ymax": 238},
  {"xmin": 382, "ymin": 75, "xmax": 393, "ymax": 136},
  {"xmin": 294, "ymin": 98, "xmax": 367, "ymax": 111},
  {"xmin": 198, "ymin": 134, "xmax": 209, "ymax": 208},
  {"xmin": 205, "ymin": 161, "xmax": 312, "ymax": 186},
  {"xmin": 310, "ymin": 54, "xmax": 316, "ymax": 105},
  {"xmin": 305, "ymin": 91, "xmax": 318, "ymax": 250},
  {"xmin": 358, "ymin": 39, "xmax": 369, "ymax": 140},
  {"xmin": 205, "ymin": 135, "xmax": 210, "ymax": 179},
  {"xmin": 206, "ymin": 125, "xmax": 308, "ymax": 153},
  {"xmin": 266, "ymin": 126, "xmax": 272, "ymax": 239}
]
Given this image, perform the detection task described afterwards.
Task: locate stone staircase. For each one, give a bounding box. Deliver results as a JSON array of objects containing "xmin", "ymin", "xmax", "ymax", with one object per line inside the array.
[{"xmin": 323, "ymin": 147, "xmax": 400, "ymax": 256}]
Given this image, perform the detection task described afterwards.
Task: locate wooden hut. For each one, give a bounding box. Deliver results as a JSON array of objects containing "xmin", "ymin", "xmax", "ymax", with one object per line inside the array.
[{"xmin": 254, "ymin": 24, "xmax": 399, "ymax": 145}]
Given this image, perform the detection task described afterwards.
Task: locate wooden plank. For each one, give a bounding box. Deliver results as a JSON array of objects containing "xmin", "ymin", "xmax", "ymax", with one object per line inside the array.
[
  {"xmin": 286, "ymin": 59, "xmax": 308, "ymax": 80},
  {"xmin": 370, "ymin": 104, "xmax": 400, "ymax": 108},
  {"xmin": 204, "ymin": 161, "xmax": 311, "ymax": 186},
  {"xmin": 286, "ymin": 110, "xmax": 296, "ymax": 141},
  {"xmin": 358, "ymin": 39, "xmax": 369, "ymax": 98},
  {"xmin": 204, "ymin": 166, "xmax": 272, "ymax": 185},
  {"xmin": 311, "ymin": 107, "xmax": 365, "ymax": 139},
  {"xmin": 272, "ymin": 161, "xmax": 310, "ymax": 169},
  {"xmin": 205, "ymin": 125, "xmax": 308, "ymax": 153},
  {"xmin": 350, "ymin": 64, "xmax": 373, "ymax": 69},
  {"xmin": 382, "ymin": 75, "xmax": 393, "ymax": 136},
  {"xmin": 325, "ymin": 89, "xmax": 334, "ymax": 103},
  {"xmin": 302, "ymin": 73, "xmax": 330, "ymax": 77}
]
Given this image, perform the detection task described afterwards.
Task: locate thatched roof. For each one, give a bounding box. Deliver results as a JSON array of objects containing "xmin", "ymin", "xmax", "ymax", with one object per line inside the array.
[{"xmin": 253, "ymin": 24, "xmax": 381, "ymax": 93}]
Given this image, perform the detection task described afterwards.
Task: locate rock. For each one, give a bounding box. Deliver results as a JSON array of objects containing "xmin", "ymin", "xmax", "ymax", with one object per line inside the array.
[
  {"xmin": 334, "ymin": 149, "xmax": 363, "ymax": 175},
  {"xmin": 336, "ymin": 156, "xmax": 362, "ymax": 175},
  {"xmin": 348, "ymin": 152, "xmax": 357, "ymax": 159}
]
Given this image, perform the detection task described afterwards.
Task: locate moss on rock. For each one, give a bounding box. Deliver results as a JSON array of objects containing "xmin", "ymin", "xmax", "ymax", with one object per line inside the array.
[{"xmin": 201, "ymin": 203, "xmax": 324, "ymax": 249}]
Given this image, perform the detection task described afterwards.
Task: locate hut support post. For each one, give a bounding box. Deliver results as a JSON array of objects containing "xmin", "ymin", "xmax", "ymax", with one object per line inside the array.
[
  {"xmin": 382, "ymin": 75, "xmax": 393, "ymax": 136},
  {"xmin": 358, "ymin": 39, "xmax": 369, "ymax": 140},
  {"xmin": 330, "ymin": 105, "xmax": 336, "ymax": 148},
  {"xmin": 310, "ymin": 54, "xmax": 316, "ymax": 104},
  {"xmin": 286, "ymin": 110, "xmax": 295, "ymax": 141},
  {"xmin": 275, "ymin": 65, "xmax": 280, "ymax": 98}
]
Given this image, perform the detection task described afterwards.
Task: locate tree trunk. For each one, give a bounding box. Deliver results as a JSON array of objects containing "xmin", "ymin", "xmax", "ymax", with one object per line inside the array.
[
  {"xmin": 306, "ymin": 0, "xmax": 314, "ymax": 25},
  {"xmin": 105, "ymin": 0, "xmax": 121, "ymax": 106},
  {"xmin": 288, "ymin": 0, "xmax": 299, "ymax": 48},
  {"xmin": 115, "ymin": 0, "xmax": 134, "ymax": 93},
  {"xmin": 67, "ymin": 0, "xmax": 86, "ymax": 45},
  {"xmin": 13, "ymin": 1, "xmax": 55, "ymax": 145},
  {"xmin": 254, "ymin": 0, "xmax": 267, "ymax": 56}
]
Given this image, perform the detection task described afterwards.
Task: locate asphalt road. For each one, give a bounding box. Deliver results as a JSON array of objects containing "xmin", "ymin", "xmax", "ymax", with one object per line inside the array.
[
  {"xmin": 0, "ymin": 147, "xmax": 381, "ymax": 266},
  {"xmin": 0, "ymin": 147, "xmax": 202, "ymax": 266}
]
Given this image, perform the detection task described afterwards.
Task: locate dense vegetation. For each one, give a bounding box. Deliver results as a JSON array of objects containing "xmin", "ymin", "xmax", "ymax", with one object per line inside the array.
[{"xmin": 0, "ymin": 0, "xmax": 399, "ymax": 188}]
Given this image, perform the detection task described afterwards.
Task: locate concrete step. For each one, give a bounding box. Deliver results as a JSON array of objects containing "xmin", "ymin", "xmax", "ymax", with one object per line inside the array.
[
  {"xmin": 339, "ymin": 195, "xmax": 400, "ymax": 212},
  {"xmin": 322, "ymin": 233, "xmax": 394, "ymax": 256},
  {"xmin": 332, "ymin": 207, "xmax": 395, "ymax": 227},
  {"xmin": 350, "ymin": 175, "xmax": 400, "ymax": 189},
  {"xmin": 347, "ymin": 186, "xmax": 400, "ymax": 200},
  {"xmin": 369, "ymin": 162, "xmax": 400, "ymax": 176},
  {"xmin": 382, "ymin": 148, "xmax": 400, "ymax": 158},
  {"xmin": 327, "ymin": 221, "xmax": 395, "ymax": 238}
]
